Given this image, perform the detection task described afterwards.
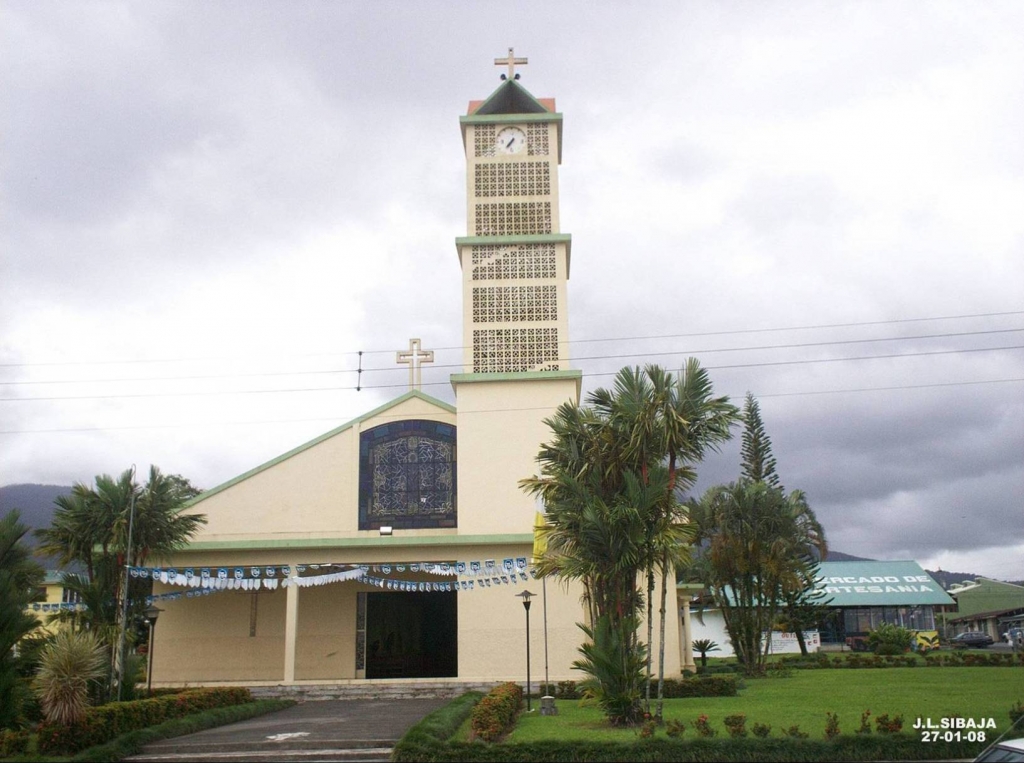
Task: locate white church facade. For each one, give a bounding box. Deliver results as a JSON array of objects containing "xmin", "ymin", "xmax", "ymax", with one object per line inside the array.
[{"xmin": 147, "ymin": 55, "xmax": 684, "ymax": 687}]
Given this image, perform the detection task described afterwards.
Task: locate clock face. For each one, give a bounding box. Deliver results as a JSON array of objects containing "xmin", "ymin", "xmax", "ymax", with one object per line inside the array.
[{"xmin": 495, "ymin": 126, "xmax": 527, "ymax": 155}]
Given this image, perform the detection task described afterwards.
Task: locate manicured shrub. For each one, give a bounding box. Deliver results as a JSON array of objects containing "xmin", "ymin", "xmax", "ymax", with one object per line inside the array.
[
  {"xmin": 539, "ymin": 680, "xmax": 582, "ymax": 699},
  {"xmin": 693, "ymin": 714, "xmax": 716, "ymax": 737},
  {"xmin": 1009, "ymin": 700, "xmax": 1024, "ymax": 724},
  {"xmin": 824, "ymin": 711, "xmax": 840, "ymax": 740},
  {"xmin": 723, "ymin": 714, "xmax": 747, "ymax": 738},
  {"xmin": 751, "ymin": 722, "xmax": 771, "ymax": 738},
  {"xmin": 867, "ymin": 623, "xmax": 914, "ymax": 655},
  {"xmin": 0, "ymin": 728, "xmax": 30, "ymax": 757},
  {"xmin": 470, "ymin": 682, "xmax": 522, "ymax": 742},
  {"xmin": 37, "ymin": 687, "xmax": 253, "ymax": 756},
  {"xmin": 856, "ymin": 709, "xmax": 871, "ymax": 734},
  {"xmin": 661, "ymin": 676, "xmax": 738, "ymax": 697},
  {"xmin": 393, "ymin": 735, "xmax": 989, "ymax": 761},
  {"xmin": 874, "ymin": 713, "xmax": 904, "ymax": 733},
  {"xmin": 665, "ymin": 719, "xmax": 685, "ymax": 737},
  {"xmin": 782, "ymin": 724, "xmax": 809, "ymax": 738},
  {"xmin": 391, "ymin": 692, "xmax": 481, "ymax": 762}
]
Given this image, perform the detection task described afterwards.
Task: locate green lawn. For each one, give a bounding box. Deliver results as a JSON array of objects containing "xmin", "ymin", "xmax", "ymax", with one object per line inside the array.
[{"xmin": 509, "ymin": 668, "xmax": 1023, "ymax": 742}]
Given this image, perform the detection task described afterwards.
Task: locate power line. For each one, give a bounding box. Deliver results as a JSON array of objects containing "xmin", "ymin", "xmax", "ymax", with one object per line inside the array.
[
  {"xmin": 1, "ymin": 309, "xmax": 1021, "ymax": 369},
  {"xmin": 2, "ymin": 342, "xmax": 1021, "ymax": 402},
  {"xmin": 3, "ymin": 328, "xmax": 1022, "ymax": 388},
  {"xmin": 2, "ymin": 376, "xmax": 1022, "ymax": 435}
]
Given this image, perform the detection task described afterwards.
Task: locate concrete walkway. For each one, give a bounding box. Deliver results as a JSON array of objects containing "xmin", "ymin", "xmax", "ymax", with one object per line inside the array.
[{"xmin": 125, "ymin": 698, "xmax": 448, "ymax": 763}]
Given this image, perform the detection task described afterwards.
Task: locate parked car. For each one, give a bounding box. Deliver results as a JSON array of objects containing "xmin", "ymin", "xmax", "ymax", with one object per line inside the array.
[
  {"xmin": 974, "ymin": 735, "xmax": 1024, "ymax": 762},
  {"xmin": 950, "ymin": 631, "xmax": 994, "ymax": 648}
]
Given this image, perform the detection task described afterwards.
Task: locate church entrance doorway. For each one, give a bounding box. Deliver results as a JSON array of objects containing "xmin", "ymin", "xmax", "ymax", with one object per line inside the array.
[{"xmin": 365, "ymin": 591, "xmax": 457, "ymax": 679}]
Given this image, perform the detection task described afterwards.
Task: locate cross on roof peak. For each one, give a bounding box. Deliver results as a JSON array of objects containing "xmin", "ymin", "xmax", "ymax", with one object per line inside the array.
[
  {"xmin": 396, "ymin": 338, "xmax": 434, "ymax": 391},
  {"xmin": 495, "ymin": 47, "xmax": 527, "ymax": 80}
]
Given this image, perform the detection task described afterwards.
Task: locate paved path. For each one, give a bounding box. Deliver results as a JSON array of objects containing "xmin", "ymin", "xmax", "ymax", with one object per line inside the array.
[{"xmin": 125, "ymin": 698, "xmax": 448, "ymax": 763}]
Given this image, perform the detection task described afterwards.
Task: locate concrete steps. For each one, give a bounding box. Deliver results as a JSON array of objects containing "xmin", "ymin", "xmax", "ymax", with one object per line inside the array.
[
  {"xmin": 129, "ymin": 741, "xmax": 394, "ymax": 763},
  {"xmin": 250, "ymin": 680, "xmax": 496, "ymax": 701}
]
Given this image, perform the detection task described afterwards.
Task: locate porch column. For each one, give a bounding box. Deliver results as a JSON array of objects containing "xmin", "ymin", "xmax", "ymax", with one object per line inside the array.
[
  {"xmin": 284, "ymin": 566, "xmax": 300, "ymax": 683},
  {"xmin": 681, "ymin": 596, "xmax": 696, "ymax": 672}
]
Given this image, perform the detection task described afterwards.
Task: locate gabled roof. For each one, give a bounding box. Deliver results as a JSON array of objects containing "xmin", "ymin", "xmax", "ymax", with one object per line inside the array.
[
  {"xmin": 183, "ymin": 390, "xmax": 456, "ymax": 508},
  {"xmin": 469, "ymin": 79, "xmax": 552, "ymax": 116},
  {"xmin": 815, "ymin": 561, "xmax": 954, "ymax": 606}
]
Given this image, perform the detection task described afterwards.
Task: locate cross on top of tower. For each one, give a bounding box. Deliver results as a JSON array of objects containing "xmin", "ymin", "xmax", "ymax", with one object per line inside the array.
[{"xmin": 495, "ymin": 47, "xmax": 527, "ymax": 80}]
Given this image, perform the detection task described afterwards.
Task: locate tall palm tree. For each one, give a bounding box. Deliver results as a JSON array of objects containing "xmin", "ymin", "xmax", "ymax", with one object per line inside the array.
[
  {"xmin": 35, "ymin": 466, "xmax": 205, "ymax": 699},
  {"xmin": 524, "ymin": 361, "xmax": 738, "ymax": 722},
  {"xmin": 653, "ymin": 360, "xmax": 738, "ymax": 717}
]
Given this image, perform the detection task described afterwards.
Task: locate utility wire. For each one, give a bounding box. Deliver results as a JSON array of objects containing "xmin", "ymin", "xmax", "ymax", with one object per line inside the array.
[
  {"xmin": 1, "ymin": 309, "xmax": 1021, "ymax": 368},
  {"xmin": 3, "ymin": 376, "xmax": 1022, "ymax": 435},
  {"xmin": 3, "ymin": 328, "xmax": 1022, "ymax": 388},
  {"xmin": 1, "ymin": 343, "xmax": 1021, "ymax": 402}
]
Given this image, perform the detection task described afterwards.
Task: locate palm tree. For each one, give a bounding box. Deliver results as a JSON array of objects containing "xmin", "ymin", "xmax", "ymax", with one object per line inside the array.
[
  {"xmin": 523, "ymin": 361, "xmax": 738, "ymax": 722},
  {"xmin": 35, "ymin": 466, "xmax": 205, "ymax": 699},
  {"xmin": 689, "ymin": 481, "xmax": 826, "ymax": 675},
  {"xmin": 594, "ymin": 362, "xmax": 738, "ymax": 717},
  {"xmin": 652, "ymin": 360, "xmax": 738, "ymax": 717},
  {"xmin": 691, "ymin": 638, "xmax": 720, "ymax": 668},
  {"xmin": 0, "ymin": 510, "xmax": 45, "ymax": 729}
]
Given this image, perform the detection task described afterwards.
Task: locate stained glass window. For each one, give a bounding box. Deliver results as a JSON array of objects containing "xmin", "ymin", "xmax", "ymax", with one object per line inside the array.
[{"xmin": 359, "ymin": 420, "xmax": 457, "ymax": 530}]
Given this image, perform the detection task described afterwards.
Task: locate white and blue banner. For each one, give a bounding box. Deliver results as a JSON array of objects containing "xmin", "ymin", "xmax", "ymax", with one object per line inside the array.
[{"xmin": 128, "ymin": 555, "xmax": 537, "ymax": 596}]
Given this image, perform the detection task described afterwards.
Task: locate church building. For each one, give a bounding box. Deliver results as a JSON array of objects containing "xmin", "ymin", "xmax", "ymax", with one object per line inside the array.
[{"xmin": 148, "ymin": 53, "xmax": 684, "ymax": 687}]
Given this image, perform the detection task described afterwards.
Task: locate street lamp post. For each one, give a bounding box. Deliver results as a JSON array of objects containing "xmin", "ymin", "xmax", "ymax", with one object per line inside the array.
[
  {"xmin": 516, "ymin": 590, "xmax": 535, "ymax": 712},
  {"xmin": 144, "ymin": 605, "xmax": 163, "ymax": 695}
]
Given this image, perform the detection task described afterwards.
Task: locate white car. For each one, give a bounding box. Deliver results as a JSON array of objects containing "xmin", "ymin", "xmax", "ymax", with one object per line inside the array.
[{"xmin": 975, "ymin": 736, "xmax": 1024, "ymax": 762}]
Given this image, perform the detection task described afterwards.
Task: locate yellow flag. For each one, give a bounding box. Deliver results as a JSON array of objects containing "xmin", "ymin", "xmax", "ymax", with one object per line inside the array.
[{"xmin": 532, "ymin": 511, "xmax": 548, "ymax": 562}]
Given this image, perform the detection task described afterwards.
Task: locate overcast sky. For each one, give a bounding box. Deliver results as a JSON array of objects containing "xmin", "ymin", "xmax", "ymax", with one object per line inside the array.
[{"xmin": 2, "ymin": 2, "xmax": 1022, "ymax": 579}]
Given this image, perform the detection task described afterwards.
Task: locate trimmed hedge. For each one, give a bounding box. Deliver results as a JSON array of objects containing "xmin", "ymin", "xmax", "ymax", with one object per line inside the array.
[
  {"xmin": 37, "ymin": 687, "xmax": 253, "ymax": 756},
  {"xmin": 392, "ymin": 734, "xmax": 986, "ymax": 761},
  {"xmin": 771, "ymin": 651, "xmax": 1024, "ymax": 670},
  {"xmin": 927, "ymin": 651, "xmax": 1023, "ymax": 667},
  {"xmin": 0, "ymin": 728, "xmax": 30, "ymax": 757},
  {"xmin": 70, "ymin": 698, "xmax": 295, "ymax": 762},
  {"xmin": 392, "ymin": 691, "xmax": 483, "ymax": 761},
  {"xmin": 540, "ymin": 676, "xmax": 737, "ymax": 700},
  {"xmin": 471, "ymin": 682, "xmax": 524, "ymax": 742},
  {"xmin": 662, "ymin": 676, "xmax": 738, "ymax": 698}
]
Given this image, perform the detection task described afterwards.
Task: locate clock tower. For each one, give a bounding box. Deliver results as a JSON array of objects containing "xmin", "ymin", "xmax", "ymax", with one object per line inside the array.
[{"xmin": 452, "ymin": 54, "xmax": 581, "ymax": 535}]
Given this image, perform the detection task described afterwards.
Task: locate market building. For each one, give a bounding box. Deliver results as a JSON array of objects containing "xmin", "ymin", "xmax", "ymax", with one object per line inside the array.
[{"xmin": 680, "ymin": 560, "xmax": 954, "ymax": 655}]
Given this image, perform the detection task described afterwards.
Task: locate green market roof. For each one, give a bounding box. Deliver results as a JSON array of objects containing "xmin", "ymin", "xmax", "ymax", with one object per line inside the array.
[
  {"xmin": 699, "ymin": 561, "xmax": 955, "ymax": 608},
  {"xmin": 814, "ymin": 561, "xmax": 954, "ymax": 606}
]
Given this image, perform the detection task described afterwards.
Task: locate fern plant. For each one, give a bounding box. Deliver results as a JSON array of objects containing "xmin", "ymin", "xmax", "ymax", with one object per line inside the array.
[{"xmin": 572, "ymin": 615, "xmax": 647, "ymax": 726}]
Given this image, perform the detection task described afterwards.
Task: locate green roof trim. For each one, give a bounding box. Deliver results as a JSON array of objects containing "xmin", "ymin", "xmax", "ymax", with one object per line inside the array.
[
  {"xmin": 461, "ymin": 80, "xmax": 564, "ymax": 161},
  {"xmin": 176, "ymin": 533, "xmax": 533, "ymax": 553},
  {"xmin": 183, "ymin": 389, "xmax": 456, "ymax": 508},
  {"xmin": 471, "ymin": 79, "xmax": 552, "ymax": 116},
  {"xmin": 455, "ymin": 234, "xmax": 571, "ymax": 247},
  {"xmin": 451, "ymin": 369, "xmax": 582, "ymax": 385},
  {"xmin": 460, "ymin": 112, "xmax": 562, "ymax": 125}
]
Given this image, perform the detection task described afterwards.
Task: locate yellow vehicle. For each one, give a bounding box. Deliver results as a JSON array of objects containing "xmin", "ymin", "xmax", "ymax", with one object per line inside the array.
[{"xmin": 914, "ymin": 630, "xmax": 940, "ymax": 652}]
